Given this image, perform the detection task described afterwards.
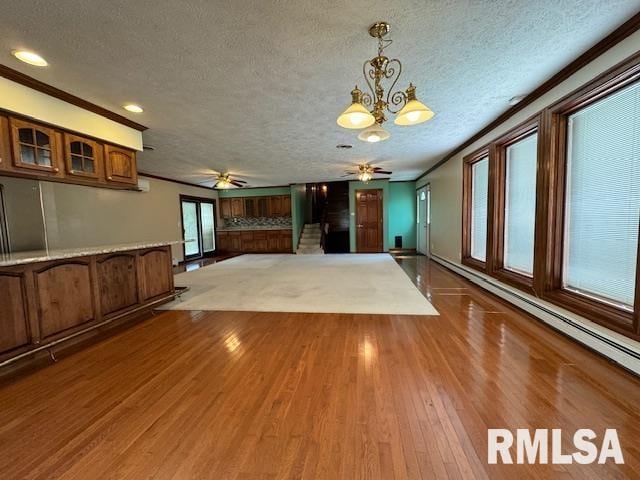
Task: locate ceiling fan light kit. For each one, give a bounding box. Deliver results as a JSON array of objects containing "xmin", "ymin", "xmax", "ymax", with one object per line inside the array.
[{"xmin": 337, "ymin": 21, "xmax": 434, "ymax": 143}]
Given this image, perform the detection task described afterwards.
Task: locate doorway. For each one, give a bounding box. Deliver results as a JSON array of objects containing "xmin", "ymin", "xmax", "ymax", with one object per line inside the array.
[
  {"xmin": 355, "ymin": 189, "xmax": 383, "ymax": 252},
  {"xmin": 180, "ymin": 195, "xmax": 217, "ymax": 260},
  {"xmin": 416, "ymin": 185, "xmax": 430, "ymax": 256}
]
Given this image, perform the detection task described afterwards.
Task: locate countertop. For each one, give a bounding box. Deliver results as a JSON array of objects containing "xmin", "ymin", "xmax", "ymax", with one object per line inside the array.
[
  {"xmin": 217, "ymin": 226, "xmax": 292, "ymax": 232},
  {"xmin": 0, "ymin": 241, "xmax": 181, "ymax": 267}
]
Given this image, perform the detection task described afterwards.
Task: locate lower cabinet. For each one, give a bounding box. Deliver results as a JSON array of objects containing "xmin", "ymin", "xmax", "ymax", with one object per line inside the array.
[
  {"xmin": 35, "ymin": 261, "xmax": 96, "ymax": 339},
  {"xmin": 0, "ymin": 245, "xmax": 174, "ymax": 362},
  {"xmin": 216, "ymin": 229, "xmax": 293, "ymax": 253},
  {"xmin": 97, "ymin": 253, "xmax": 139, "ymax": 317}
]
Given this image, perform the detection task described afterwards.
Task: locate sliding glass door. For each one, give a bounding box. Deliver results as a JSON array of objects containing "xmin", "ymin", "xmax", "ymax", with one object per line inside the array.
[{"xmin": 180, "ymin": 196, "xmax": 216, "ymax": 260}]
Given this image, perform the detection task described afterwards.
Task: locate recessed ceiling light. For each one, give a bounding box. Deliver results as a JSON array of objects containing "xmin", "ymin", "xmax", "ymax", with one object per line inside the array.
[
  {"xmin": 509, "ymin": 95, "xmax": 526, "ymax": 106},
  {"xmin": 124, "ymin": 104, "xmax": 144, "ymax": 113},
  {"xmin": 12, "ymin": 50, "xmax": 48, "ymax": 67}
]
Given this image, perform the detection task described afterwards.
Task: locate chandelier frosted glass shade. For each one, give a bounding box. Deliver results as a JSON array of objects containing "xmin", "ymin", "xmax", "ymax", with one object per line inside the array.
[
  {"xmin": 394, "ymin": 99, "xmax": 435, "ymax": 126},
  {"xmin": 337, "ymin": 102, "xmax": 376, "ymax": 129},
  {"xmin": 358, "ymin": 123, "xmax": 390, "ymax": 143}
]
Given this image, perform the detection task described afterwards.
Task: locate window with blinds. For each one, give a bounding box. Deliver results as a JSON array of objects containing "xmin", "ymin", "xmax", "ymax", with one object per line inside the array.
[
  {"xmin": 562, "ymin": 80, "xmax": 640, "ymax": 309},
  {"xmin": 470, "ymin": 158, "xmax": 489, "ymax": 261},
  {"xmin": 504, "ymin": 133, "xmax": 538, "ymax": 276}
]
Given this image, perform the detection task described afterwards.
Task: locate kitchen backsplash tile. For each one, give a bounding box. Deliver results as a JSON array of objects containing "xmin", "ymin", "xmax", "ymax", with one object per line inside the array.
[{"xmin": 222, "ymin": 216, "xmax": 292, "ymax": 228}]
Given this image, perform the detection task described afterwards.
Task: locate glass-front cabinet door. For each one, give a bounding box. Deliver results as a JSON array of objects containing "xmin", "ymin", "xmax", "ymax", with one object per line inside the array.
[
  {"xmin": 64, "ymin": 133, "xmax": 100, "ymax": 179},
  {"xmin": 10, "ymin": 118, "xmax": 60, "ymax": 174}
]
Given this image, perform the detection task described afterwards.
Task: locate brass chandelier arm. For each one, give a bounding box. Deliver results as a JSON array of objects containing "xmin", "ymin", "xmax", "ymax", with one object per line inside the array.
[
  {"xmin": 384, "ymin": 58, "xmax": 406, "ymax": 114},
  {"xmin": 362, "ymin": 59, "xmax": 377, "ymax": 101}
]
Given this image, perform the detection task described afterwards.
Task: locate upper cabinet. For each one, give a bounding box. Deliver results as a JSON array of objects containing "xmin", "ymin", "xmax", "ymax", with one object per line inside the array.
[
  {"xmin": 280, "ymin": 195, "xmax": 291, "ymax": 216},
  {"xmin": 0, "ymin": 115, "xmax": 140, "ymax": 190},
  {"xmin": 64, "ymin": 133, "xmax": 101, "ymax": 180},
  {"xmin": 220, "ymin": 198, "xmax": 232, "ymax": 219},
  {"xmin": 230, "ymin": 197, "xmax": 245, "ymax": 217},
  {"xmin": 9, "ymin": 118, "xmax": 61, "ymax": 175},
  {"xmin": 104, "ymin": 144, "xmax": 137, "ymax": 185}
]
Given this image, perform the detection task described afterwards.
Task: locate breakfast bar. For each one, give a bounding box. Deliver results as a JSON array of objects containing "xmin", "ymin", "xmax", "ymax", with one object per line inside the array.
[{"xmin": 0, "ymin": 242, "xmax": 177, "ymax": 366}]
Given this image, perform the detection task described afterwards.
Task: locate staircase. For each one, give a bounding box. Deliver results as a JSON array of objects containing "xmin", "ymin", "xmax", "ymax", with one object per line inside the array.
[{"xmin": 296, "ymin": 223, "xmax": 324, "ymax": 255}]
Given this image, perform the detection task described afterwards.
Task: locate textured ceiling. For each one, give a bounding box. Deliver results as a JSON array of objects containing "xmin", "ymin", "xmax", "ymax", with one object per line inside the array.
[{"xmin": 1, "ymin": 1, "xmax": 639, "ymax": 187}]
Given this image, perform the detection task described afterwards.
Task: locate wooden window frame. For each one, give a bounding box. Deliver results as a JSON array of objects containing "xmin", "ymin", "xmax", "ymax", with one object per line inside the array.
[
  {"xmin": 462, "ymin": 146, "xmax": 492, "ymax": 272},
  {"xmin": 488, "ymin": 116, "xmax": 541, "ymax": 294},
  {"xmin": 537, "ymin": 54, "xmax": 640, "ymax": 337}
]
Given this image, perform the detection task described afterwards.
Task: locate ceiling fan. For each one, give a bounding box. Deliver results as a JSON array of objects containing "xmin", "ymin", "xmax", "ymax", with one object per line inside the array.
[
  {"xmin": 341, "ymin": 163, "xmax": 392, "ymax": 182},
  {"xmin": 214, "ymin": 173, "xmax": 247, "ymax": 189}
]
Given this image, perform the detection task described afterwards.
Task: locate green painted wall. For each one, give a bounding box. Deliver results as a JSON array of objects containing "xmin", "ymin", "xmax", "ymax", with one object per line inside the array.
[
  {"xmin": 348, "ymin": 179, "xmax": 390, "ymax": 252},
  {"xmin": 290, "ymin": 184, "xmax": 306, "ymax": 250},
  {"xmin": 388, "ymin": 182, "xmax": 417, "ymax": 249},
  {"xmin": 348, "ymin": 180, "xmax": 417, "ymax": 252},
  {"xmin": 218, "ymin": 186, "xmax": 291, "ymax": 198}
]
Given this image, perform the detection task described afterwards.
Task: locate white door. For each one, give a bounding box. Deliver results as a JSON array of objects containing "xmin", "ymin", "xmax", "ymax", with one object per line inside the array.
[{"xmin": 416, "ymin": 185, "xmax": 429, "ymax": 256}]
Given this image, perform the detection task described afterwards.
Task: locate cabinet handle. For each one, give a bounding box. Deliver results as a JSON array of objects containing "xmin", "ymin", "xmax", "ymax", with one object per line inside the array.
[
  {"xmin": 107, "ymin": 176, "xmax": 113, "ymax": 180},
  {"xmin": 53, "ymin": 167, "xmax": 59, "ymax": 173}
]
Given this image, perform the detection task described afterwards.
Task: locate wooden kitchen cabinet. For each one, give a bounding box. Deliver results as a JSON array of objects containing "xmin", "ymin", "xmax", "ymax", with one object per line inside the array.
[
  {"xmin": 0, "ymin": 116, "xmax": 11, "ymax": 171},
  {"xmin": 217, "ymin": 231, "xmax": 229, "ymax": 251},
  {"xmin": 104, "ymin": 144, "xmax": 137, "ymax": 185},
  {"xmin": 9, "ymin": 117, "xmax": 62, "ymax": 176},
  {"xmin": 64, "ymin": 133, "xmax": 102, "ymax": 181},
  {"xmin": 220, "ymin": 199, "xmax": 232, "ymax": 219},
  {"xmin": 280, "ymin": 196, "xmax": 291, "ymax": 216},
  {"xmin": 0, "ymin": 244, "xmax": 175, "ymax": 364},
  {"xmin": 231, "ymin": 198, "xmax": 245, "ymax": 217},
  {"xmin": 256, "ymin": 197, "xmax": 269, "ymax": 217},
  {"xmin": 269, "ymin": 196, "xmax": 283, "ymax": 216},
  {"xmin": 244, "ymin": 197, "xmax": 257, "ymax": 217},
  {"xmin": 229, "ymin": 232, "xmax": 241, "ymax": 252}
]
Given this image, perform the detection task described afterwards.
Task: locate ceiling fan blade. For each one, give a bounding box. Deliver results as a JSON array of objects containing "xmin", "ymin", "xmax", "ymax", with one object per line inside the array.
[
  {"xmin": 341, "ymin": 172, "xmax": 356, "ymax": 177},
  {"xmin": 375, "ymin": 170, "xmax": 393, "ymax": 175},
  {"xmin": 230, "ymin": 180, "xmax": 245, "ymax": 187},
  {"xmin": 233, "ymin": 179, "xmax": 248, "ymax": 184}
]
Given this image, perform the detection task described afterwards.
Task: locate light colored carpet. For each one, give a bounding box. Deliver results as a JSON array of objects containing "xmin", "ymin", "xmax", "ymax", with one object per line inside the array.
[{"xmin": 160, "ymin": 254, "xmax": 438, "ymax": 315}]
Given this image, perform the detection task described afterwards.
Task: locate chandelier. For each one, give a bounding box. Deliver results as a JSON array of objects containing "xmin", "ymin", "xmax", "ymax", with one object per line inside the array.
[{"xmin": 337, "ymin": 22, "xmax": 434, "ymax": 142}]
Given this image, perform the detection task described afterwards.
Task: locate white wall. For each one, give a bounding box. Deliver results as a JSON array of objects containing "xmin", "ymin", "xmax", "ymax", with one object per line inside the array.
[
  {"xmin": 417, "ymin": 30, "xmax": 640, "ymax": 371},
  {"xmin": 40, "ymin": 176, "xmax": 218, "ymax": 264},
  {"xmin": 0, "ymin": 77, "xmax": 142, "ymax": 151}
]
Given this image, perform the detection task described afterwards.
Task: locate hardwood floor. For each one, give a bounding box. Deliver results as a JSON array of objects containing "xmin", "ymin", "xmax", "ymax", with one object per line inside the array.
[{"xmin": 0, "ymin": 256, "xmax": 639, "ymax": 479}]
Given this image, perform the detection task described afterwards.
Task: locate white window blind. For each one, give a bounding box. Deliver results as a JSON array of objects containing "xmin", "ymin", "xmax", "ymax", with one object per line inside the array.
[
  {"xmin": 471, "ymin": 158, "xmax": 489, "ymax": 261},
  {"xmin": 563, "ymin": 80, "xmax": 640, "ymax": 309},
  {"xmin": 504, "ymin": 133, "xmax": 538, "ymax": 275}
]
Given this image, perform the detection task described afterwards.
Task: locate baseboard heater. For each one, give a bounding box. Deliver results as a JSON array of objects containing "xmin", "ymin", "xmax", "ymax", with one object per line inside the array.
[{"xmin": 430, "ymin": 254, "xmax": 640, "ymax": 376}]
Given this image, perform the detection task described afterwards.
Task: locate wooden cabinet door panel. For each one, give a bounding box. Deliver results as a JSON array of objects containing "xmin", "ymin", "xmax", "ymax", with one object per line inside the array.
[
  {"xmin": 229, "ymin": 232, "xmax": 241, "ymax": 251},
  {"xmin": 244, "ymin": 198, "xmax": 257, "ymax": 218},
  {"xmin": 253, "ymin": 231, "xmax": 268, "ymax": 252},
  {"xmin": 64, "ymin": 133, "xmax": 102, "ymax": 180},
  {"xmin": 217, "ymin": 232, "xmax": 229, "ymax": 251},
  {"xmin": 0, "ymin": 273, "xmax": 31, "ymax": 354},
  {"xmin": 220, "ymin": 199, "xmax": 232, "ymax": 219},
  {"xmin": 9, "ymin": 117, "xmax": 61, "ymax": 175},
  {"xmin": 139, "ymin": 248, "xmax": 173, "ymax": 301},
  {"xmin": 35, "ymin": 262, "xmax": 96, "ymax": 338},
  {"xmin": 241, "ymin": 231, "xmax": 254, "ymax": 252},
  {"xmin": 257, "ymin": 197, "xmax": 269, "ymax": 217},
  {"xmin": 231, "ymin": 198, "xmax": 244, "ymax": 217},
  {"xmin": 0, "ymin": 116, "xmax": 10, "ymax": 171},
  {"xmin": 280, "ymin": 196, "xmax": 291, "ymax": 216},
  {"xmin": 269, "ymin": 196, "xmax": 282, "ymax": 217},
  {"xmin": 97, "ymin": 254, "xmax": 139, "ymax": 316},
  {"xmin": 280, "ymin": 231, "xmax": 292, "ymax": 252},
  {"xmin": 267, "ymin": 231, "xmax": 279, "ymax": 251},
  {"xmin": 355, "ymin": 189, "xmax": 383, "ymax": 253},
  {"xmin": 105, "ymin": 145, "xmax": 137, "ymax": 185}
]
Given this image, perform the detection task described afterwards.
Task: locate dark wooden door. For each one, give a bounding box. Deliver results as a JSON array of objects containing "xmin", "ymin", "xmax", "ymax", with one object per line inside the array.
[{"xmin": 356, "ymin": 189, "xmax": 383, "ymax": 253}]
